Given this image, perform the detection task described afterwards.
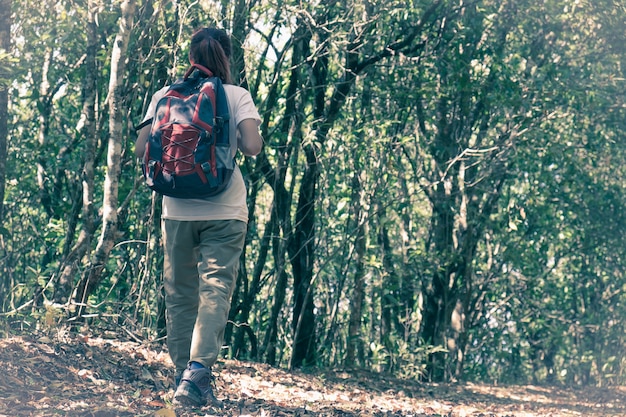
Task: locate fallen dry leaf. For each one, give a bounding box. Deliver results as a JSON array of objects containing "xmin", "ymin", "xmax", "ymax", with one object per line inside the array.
[{"xmin": 153, "ymin": 407, "xmax": 176, "ymax": 416}]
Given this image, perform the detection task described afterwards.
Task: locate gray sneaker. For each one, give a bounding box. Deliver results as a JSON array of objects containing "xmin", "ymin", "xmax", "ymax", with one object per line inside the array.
[{"xmin": 173, "ymin": 366, "xmax": 223, "ymax": 408}]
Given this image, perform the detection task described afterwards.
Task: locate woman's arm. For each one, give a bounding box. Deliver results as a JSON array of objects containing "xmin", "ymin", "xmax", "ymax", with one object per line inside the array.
[
  {"xmin": 134, "ymin": 125, "xmax": 150, "ymax": 158},
  {"xmin": 237, "ymin": 118, "xmax": 263, "ymax": 156}
]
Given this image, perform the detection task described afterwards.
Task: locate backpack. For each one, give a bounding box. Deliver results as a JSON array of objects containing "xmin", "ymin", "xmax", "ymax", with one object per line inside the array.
[{"xmin": 142, "ymin": 64, "xmax": 232, "ymax": 198}]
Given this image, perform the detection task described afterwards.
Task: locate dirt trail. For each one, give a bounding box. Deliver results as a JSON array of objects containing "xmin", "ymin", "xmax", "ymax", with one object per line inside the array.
[{"xmin": 0, "ymin": 333, "xmax": 624, "ymax": 416}]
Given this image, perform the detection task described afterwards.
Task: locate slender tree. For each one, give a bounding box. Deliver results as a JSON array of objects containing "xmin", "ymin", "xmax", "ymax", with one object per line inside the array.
[
  {"xmin": 53, "ymin": 0, "xmax": 99, "ymax": 304},
  {"xmin": 74, "ymin": 0, "xmax": 136, "ymax": 316},
  {"xmin": 0, "ymin": 0, "xmax": 10, "ymax": 225}
]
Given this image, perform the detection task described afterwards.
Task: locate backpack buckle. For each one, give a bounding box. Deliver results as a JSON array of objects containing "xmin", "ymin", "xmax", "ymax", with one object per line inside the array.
[
  {"xmin": 201, "ymin": 162, "xmax": 212, "ymax": 174},
  {"xmin": 146, "ymin": 160, "xmax": 157, "ymax": 186}
]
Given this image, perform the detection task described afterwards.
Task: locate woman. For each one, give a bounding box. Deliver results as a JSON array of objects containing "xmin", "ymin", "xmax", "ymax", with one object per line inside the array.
[{"xmin": 135, "ymin": 27, "xmax": 263, "ymax": 407}]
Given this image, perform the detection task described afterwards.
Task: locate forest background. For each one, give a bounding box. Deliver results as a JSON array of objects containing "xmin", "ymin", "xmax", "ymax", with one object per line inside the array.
[{"xmin": 0, "ymin": 0, "xmax": 624, "ymax": 388}]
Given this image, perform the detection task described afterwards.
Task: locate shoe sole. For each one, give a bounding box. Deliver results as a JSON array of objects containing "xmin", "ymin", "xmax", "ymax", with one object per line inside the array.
[
  {"xmin": 174, "ymin": 389, "xmax": 223, "ymax": 408},
  {"xmin": 173, "ymin": 394, "xmax": 204, "ymax": 408}
]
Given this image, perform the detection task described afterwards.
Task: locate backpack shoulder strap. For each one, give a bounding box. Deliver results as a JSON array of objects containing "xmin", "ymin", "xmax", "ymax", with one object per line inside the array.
[
  {"xmin": 134, "ymin": 118, "xmax": 153, "ymax": 131},
  {"xmin": 184, "ymin": 64, "xmax": 214, "ymax": 80}
]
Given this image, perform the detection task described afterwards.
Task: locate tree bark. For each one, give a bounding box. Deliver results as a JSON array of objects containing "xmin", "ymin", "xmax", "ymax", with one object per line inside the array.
[
  {"xmin": 289, "ymin": 148, "xmax": 318, "ymax": 368},
  {"xmin": 0, "ymin": 0, "xmax": 10, "ymax": 226},
  {"xmin": 36, "ymin": 46, "xmax": 54, "ymax": 219},
  {"xmin": 53, "ymin": 0, "xmax": 99, "ymax": 304},
  {"xmin": 288, "ymin": 16, "xmax": 324, "ymax": 368},
  {"xmin": 74, "ymin": 0, "xmax": 136, "ymax": 316},
  {"xmin": 346, "ymin": 170, "xmax": 367, "ymax": 366},
  {"xmin": 229, "ymin": 0, "xmax": 255, "ymax": 87}
]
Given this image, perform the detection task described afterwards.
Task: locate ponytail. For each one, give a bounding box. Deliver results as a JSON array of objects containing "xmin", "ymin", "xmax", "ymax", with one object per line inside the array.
[{"xmin": 189, "ymin": 28, "xmax": 233, "ymax": 84}]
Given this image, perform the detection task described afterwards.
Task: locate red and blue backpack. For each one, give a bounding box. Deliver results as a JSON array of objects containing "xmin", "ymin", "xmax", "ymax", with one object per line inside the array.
[{"xmin": 142, "ymin": 64, "xmax": 233, "ymax": 198}]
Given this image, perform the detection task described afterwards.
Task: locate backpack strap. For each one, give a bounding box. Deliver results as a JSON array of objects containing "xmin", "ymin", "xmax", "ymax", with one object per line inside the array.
[
  {"xmin": 134, "ymin": 118, "xmax": 153, "ymax": 131},
  {"xmin": 184, "ymin": 64, "xmax": 214, "ymax": 80}
]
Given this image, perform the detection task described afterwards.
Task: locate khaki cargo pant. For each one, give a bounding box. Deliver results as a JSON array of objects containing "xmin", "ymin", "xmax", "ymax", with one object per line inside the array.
[{"xmin": 162, "ymin": 219, "xmax": 246, "ymax": 373}]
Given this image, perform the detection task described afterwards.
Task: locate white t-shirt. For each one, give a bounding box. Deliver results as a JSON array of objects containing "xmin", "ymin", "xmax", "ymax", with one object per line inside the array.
[{"xmin": 142, "ymin": 84, "xmax": 261, "ymax": 222}]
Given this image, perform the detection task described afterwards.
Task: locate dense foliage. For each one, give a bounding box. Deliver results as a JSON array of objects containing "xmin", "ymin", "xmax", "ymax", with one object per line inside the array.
[{"xmin": 1, "ymin": 0, "xmax": 624, "ymax": 386}]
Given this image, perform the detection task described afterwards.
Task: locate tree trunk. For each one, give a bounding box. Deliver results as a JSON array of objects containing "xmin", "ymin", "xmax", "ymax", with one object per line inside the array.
[
  {"xmin": 224, "ymin": 0, "xmax": 262, "ymax": 359},
  {"xmin": 53, "ymin": 0, "xmax": 99, "ymax": 304},
  {"xmin": 289, "ymin": 151, "xmax": 318, "ymax": 368},
  {"xmin": 0, "ymin": 0, "xmax": 10, "ymax": 303},
  {"xmin": 421, "ymin": 87, "xmax": 463, "ymax": 379},
  {"xmin": 378, "ymin": 206, "xmax": 397, "ymax": 350},
  {"xmin": 346, "ymin": 170, "xmax": 367, "ymax": 366},
  {"xmin": 229, "ymin": 0, "xmax": 253, "ymax": 87},
  {"xmin": 0, "ymin": 0, "xmax": 10, "ymax": 226},
  {"xmin": 74, "ymin": 0, "xmax": 136, "ymax": 316},
  {"xmin": 288, "ymin": 16, "xmax": 325, "ymax": 368},
  {"xmin": 262, "ymin": 239, "xmax": 289, "ymax": 366},
  {"xmin": 36, "ymin": 45, "xmax": 54, "ymax": 219}
]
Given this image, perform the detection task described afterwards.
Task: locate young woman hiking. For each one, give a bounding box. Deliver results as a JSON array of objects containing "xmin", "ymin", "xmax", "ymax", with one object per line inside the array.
[{"xmin": 135, "ymin": 27, "xmax": 263, "ymax": 407}]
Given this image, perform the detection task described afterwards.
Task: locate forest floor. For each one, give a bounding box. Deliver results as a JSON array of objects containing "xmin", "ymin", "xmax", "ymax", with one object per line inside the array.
[{"xmin": 0, "ymin": 331, "xmax": 624, "ymax": 417}]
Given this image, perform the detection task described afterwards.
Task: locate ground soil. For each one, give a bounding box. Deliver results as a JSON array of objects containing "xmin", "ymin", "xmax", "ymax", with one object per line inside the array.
[{"xmin": 0, "ymin": 331, "xmax": 624, "ymax": 416}]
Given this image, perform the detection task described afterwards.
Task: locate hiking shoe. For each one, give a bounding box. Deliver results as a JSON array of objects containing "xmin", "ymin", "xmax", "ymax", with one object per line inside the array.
[{"xmin": 174, "ymin": 366, "xmax": 223, "ymax": 408}]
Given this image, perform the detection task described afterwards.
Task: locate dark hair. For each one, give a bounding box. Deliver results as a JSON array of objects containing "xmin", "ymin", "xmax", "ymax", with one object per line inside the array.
[{"xmin": 189, "ymin": 28, "xmax": 232, "ymax": 84}]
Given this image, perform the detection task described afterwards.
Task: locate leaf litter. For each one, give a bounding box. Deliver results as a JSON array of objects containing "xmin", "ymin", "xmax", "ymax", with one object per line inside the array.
[{"xmin": 0, "ymin": 332, "xmax": 624, "ymax": 416}]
